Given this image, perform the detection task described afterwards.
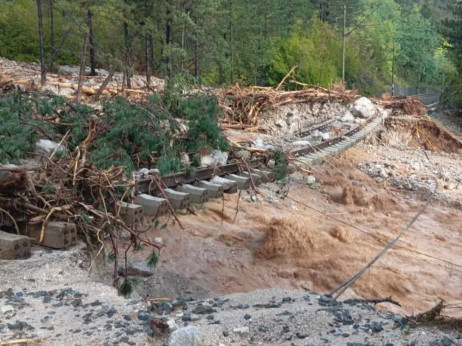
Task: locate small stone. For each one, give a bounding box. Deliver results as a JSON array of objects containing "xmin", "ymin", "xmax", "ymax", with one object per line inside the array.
[
  {"xmin": 107, "ymin": 307, "xmax": 118, "ymax": 318},
  {"xmin": 233, "ymin": 326, "xmax": 250, "ymax": 335},
  {"xmin": 296, "ymin": 332, "xmax": 308, "ymax": 339},
  {"xmin": 223, "ymin": 331, "xmax": 229, "ymax": 337},
  {"xmin": 244, "ymin": 314, "xmax": 251, "ymax": 320},
  {"xmin": 304, "ymin": 175, "xmax": 316, "ymax": 185},
  {"xmin": 189, "ymin": 313, "xmax": 200, "ymax": 321},
  {"xmin": 1, "ymin": 305, "xmax": 14, "ymax": 314},
  {"xmin": 167, "ymin": 318, "xmax": 178, "ymax": 331},
  {"xmin": 168, "ymin": 326, "xmax": 201, "ymax": 346},
  {"xmin": 267, "ymin": 160, "xmax": 275, "ymax": 168},
  {"xmin": 370, "ymin": 321, "xmax": 383, "ymax": 332}
]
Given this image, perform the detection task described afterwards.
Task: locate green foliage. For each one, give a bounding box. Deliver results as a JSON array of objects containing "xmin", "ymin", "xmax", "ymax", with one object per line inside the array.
[
  {"xmin": 0, "ymin": 94, "xmax": 38, "ymax": 163},
  {"xmin": 146, "ymin": 251, "xmax": 158, "ymax": 269},
  {"xmin": 271, "ymin": 150, "xmax": 289, "ymax": 181},
  {"xmin": 119, "ymin": 277, "xmax": 141, "ymax": 297}
]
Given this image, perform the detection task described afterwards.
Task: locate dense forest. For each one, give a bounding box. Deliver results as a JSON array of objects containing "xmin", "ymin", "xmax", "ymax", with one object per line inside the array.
[{"xmin": 0, "ymin": 0, "xmax": 461, "ymax": 100}]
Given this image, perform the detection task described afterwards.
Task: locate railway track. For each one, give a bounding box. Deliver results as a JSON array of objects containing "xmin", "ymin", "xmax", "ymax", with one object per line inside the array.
[{"xmin": 135, "ymin": 114, "xmax": 385, "ymax": 206}]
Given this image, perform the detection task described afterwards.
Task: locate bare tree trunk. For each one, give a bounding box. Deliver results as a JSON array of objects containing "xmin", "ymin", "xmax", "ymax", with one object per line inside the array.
[
  {"xmin": 145, "ymin": 34, "xmax": 151, "ymax": 86},
  {"xmin": 181, "ymin": 24, "xmax": 185, "ymax": 72},
  {"xmin": 76, "ymin": 34, "xmax": 89, "ymax": 103},
  {"xmin": 95, "ymin": 66, "xmax": 116, "ymax": 101},
  {"xmin": 36, "ymin": 0, "xmax": 46, "ymax": 86},
  {"xmin": 87, "ymin": 9, "xmax": 97, "ymax": 76},
  {"xmin": 194, "ymin": 38, "xmax": 200, "ymax": 81},
  {"xmin": 149, "ymin": 34, "xmax": 154, "ymax": 68},
  {"xmin": 166, "ymin": 0, "xmax": 173, "ymax": 76},
  {"xmin": 49, "ymin": 0, "xmax": 55, "ymax": 72},
  {"xmin": 124, "ymin": 21, "xmax": 132, "ymax": 89}
]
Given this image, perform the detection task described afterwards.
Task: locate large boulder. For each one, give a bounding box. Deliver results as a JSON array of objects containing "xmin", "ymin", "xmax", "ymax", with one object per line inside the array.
[
  {"xmin": 168, "ymin": 326, "xmax": 202, "ymax": 346},
  {"xmin": 351, "ymin": 97, "xmax": 377, "ymax": 118}
]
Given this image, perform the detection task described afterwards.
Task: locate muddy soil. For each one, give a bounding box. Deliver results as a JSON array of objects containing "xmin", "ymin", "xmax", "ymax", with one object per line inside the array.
[{"xmin": 126, "ymin": 141, "xmax": 462, "ymax": 318}]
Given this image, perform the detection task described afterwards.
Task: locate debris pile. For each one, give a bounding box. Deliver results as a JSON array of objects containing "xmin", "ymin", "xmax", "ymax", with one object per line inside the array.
[
  {"xmin": 376, "ymin": 94, "xmax": 427, "ymax": 117},
  {"xmin": 218, "ymin": 80, "xmax": 359, "ymax": 128}
]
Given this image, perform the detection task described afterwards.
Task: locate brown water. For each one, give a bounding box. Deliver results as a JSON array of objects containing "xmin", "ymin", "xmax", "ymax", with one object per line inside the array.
[{"xmin": 132, "ymin": 149, "xmax": 462, "ymax": 317}]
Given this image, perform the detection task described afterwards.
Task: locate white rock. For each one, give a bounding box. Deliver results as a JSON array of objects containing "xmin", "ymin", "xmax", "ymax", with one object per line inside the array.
[
  {"xmin": 154, "ymin": 237, "xmax": 163, "ymax": 245},
  {"xmin": 211, "ymin": 150, "xmax": 228, "ymax": 166},
  {"xmin": 1, "ymin": 305, "xmax": 14, "ymax": 314},
  {"xmin": 148, "ymin": 168, "xmax": 160, "ymax": 175},
  {"xmin": 355, "ymin": 118, "xmax": 367, "ymax": 124},
  {"xmin": 139, "ymin": 168, "xmax": 149, "ymax": 176},
  {"xmin": 321, "ymin": 133, "xmax": 330, "ymax": 141},
  {"xmin": 167, "ymin": 318, "xmax": 178, "ymax": 331},
  {"xmin": 35, "ymin": 139, "xmax": 65, "ymax": 156},
  {"xmin": 180, "ymin": 153, "xmax": 190, "ymax": 166},
  {"xmin": 200, "ymin": 155, "xmax": 215, "ymax": 167},
  {"xmin": 340, "ymin": 110, "xmax": 355, "ymax": 122},
  {"xmin": 168, "ymin": 326, "xmax": 201, "ymax": 346},
  {"xmin": 233, "ymin": 326, "xmax": 250, "ymax": 335},
  {"xmin": 305, "ymin": 175, "xmax": 316, "ymax": 185},
  {"xmin": 351, "ymin": 97, "xmax": 377, "ymax": 118},
  {"xmin": 292, "ymin": 140, "xmax": 311, "ymax": 146}
]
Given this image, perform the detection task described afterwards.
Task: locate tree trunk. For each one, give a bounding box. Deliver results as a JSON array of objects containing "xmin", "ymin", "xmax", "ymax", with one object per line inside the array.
[
  {"xmin": 95, "ymin": 66, "xmax": 116, "ymax": 101},
  {"xmin": 181, "ymin": 24, "xmax": 185, "ymax": 72},
  {"xmin": 36, "ymin": 0, "xmax": 46, "ymax": 86},
  {"xmin": 49, "ymin": 0, "xmax": 55, "ymax": 72},
  {"xmin": 76, "ymin": 34, "xmax": 89, "ymax": 103},
  {"xmin": 124, "ymin": 21, "xmax": 132, "ymax": 89},
  {"xmin": 87, "ymin": 9, "xmax": 97, "ymax": 76},
  {"xmin": 166, "ymin": 0, "xmax": 173, "ymax": 76},
  {"xmin": 194, "ymin": 38, "xmax": 199, "ymax": 81},
  {"xmin": 145, "ymin": 34, "xmax": 151, "ymax": 86}
]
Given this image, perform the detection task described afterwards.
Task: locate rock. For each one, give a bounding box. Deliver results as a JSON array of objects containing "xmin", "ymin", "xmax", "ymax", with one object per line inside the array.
[
  {"xmin": 35, "ymin": 139, "xmax": 65, "ymax": 157},
  {"xmin": 167, "ymin": 318, "xmax": 178, "ymax": 331},
  {"xmin": 244, "ymin": 314, "xmax": 251, "ymax": 320},
  {"xmin": 154, "ymin": 237, "xmax": 163, "ymax": 245},
  {"xmin": 305, "ymin": 175, "xmax": 316, "ymax": 185},
  {"xmin": 211, "ymin": 150, "xmax": 228, "ymax": 166},
  {"xmin": 321, "ymin": 132, "xmax": 330, "ymax": 141},
  {"xmin": 292, "ymin": 140, "xmax": 311, "ymax": 146},
  {"xmin": 341, "ymin": 111, "xmax": 355, "ymax": 122},
  {"xmin": 138, "ymin": 168, "xmax": 149, "ymax": 177},
  {"xmin": 148, "ymin": 168, "xmax": 160, "ymax": 175},
  {"xmin": 118, "ymin": 262, "xmax": 154, "ymax": 277},
  {"xmin": 235, "ymin": 150, "xmax": 251, "ymax": 160},
  {"xmin": 200, "ymin": 155, "xmax": 215, "ymax": 167},
  {"xmin": 180, "ymin": 153, "xmax": 190, "ymax": 166},
  {"xmin": 233, "ymin": 326, "xmax": 250, "ymax": 335},
  {"xmin": 168, "ymin": 326, "xmax": 201, "ymax": 346},
  {"xmin": 1, "ymin": 305, "xmax": 14, "ymax": 314},
  {"xmin": 355, "ymin": 118, "xmax": 367, "ymax": 124},
  {"xmin": 267, "ymin": 159, "xmax": 275, "ymax": 168},
  {"xmin": 351, "ymin": 97, "xmax": 377, "ymax": 118}
]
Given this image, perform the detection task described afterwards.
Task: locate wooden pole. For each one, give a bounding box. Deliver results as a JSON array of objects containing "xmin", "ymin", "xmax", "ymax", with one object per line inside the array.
[
  {"xmin": 342, "ymin": 4, "xmax": 346, "ymax": 85},
  {"xmin": 36, "ymin": 0, "xmax": 47, "ymax": 86},
  {"xmin": 76, "ymin": 34, "xmax": 89, "ymax": 103}
]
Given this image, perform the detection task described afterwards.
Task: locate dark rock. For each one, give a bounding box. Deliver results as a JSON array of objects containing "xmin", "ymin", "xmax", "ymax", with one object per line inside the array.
[
  {"xmin": 137, "ymin": 312, "xmax": 150, "ymax": 321},
  {"xmin": 7, "ymin": 321, "xmax": 34, "ymax": 330},
  {"xmin": 107, "ymin": 307, "xmax": 118, "ymax": 318},
  {"xmin": 123, "ymin": 315, "xmax": 132, "ymax": 321},
  {"xmin": 71, "ymin": 299, "xmax": 82, "ymax": 308},
  {"xmin": 296, "ymin": 332, "xmax": 308, "ymax": 339},
  {"xmin": 244, "ymin": 314, "xmax": 251, "ymax": 320},
  {"xmin": 370, "ymin": 321, "xmax": 383, "ymax": 333},
  {"xmin": 206, "ymin": 315, "xmax": 214, "ymax": 320},
  {"xmin": 319, "ymin": 295, "xmax": 339, "ymax": 307},
  {"xmin": 442, "ymin": 336, "xmax": 454, "ymax": 346},
  {"xmin": 253, "ymin": 302, "xmax": 281, "ymax": 309},
  {"xmin": 223, "ymin": 331, "xmax": 229, "ymax": 337},
  {"xmin": 276, "ymin": 310, "xmax": 292, "ymax": 316},
  {"xmin": 282, "ymin": 325, "xmax": 290, "ymax": 333},
  {"xmin": 90, "ymin": 300, "xmax": 102, "ymax": 307},
  {"xmin": 236, "ymin": 304, "xmax": 250, "ymax": 309},
  {"xmin": 52, "ymin": 302, "xmax": 64, "ymax": 308},
  {"xmin": 43, "ymin": 295, "xmax": 52, "ymax": 303},
  {"xmin": 342, "ymin": 333, "xmax": 350, "ymax": 337},
  {"xmin": 258, "ymin": 326, "xmax": 269, "ymax": 333},
  {"xmin": 282, "ymin": 297, "xmax": 292, "ymax": 303}
]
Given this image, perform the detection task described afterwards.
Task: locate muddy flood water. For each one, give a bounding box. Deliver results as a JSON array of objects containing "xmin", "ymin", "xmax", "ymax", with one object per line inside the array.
[{"xmin": 129, "ymin": 147, "xmax": 462, "ymax": 318}]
